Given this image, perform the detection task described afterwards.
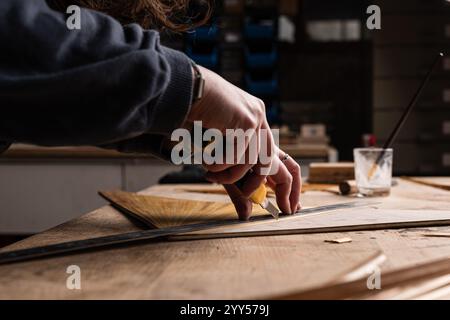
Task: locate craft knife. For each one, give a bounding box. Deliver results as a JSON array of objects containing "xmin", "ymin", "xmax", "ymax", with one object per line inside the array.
[
  {"xmin": 233, "ymin": 170, "xmax": 279, "ymax": 219},
  {"xmin": 246, "ymin": 183, "xmax": 279, "ymax": 219}
]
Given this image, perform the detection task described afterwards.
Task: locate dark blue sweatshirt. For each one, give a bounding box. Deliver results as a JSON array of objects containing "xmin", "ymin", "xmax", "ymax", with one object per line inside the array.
[{"xmin": 0, "ymin": 0, "xmax": 194, "ymax": 156}]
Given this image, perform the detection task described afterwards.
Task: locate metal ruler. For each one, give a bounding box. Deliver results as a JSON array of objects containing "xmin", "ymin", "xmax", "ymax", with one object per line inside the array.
[{"xmin": 0, "ymin": 201, "xmax": 376, "ymax": 265}]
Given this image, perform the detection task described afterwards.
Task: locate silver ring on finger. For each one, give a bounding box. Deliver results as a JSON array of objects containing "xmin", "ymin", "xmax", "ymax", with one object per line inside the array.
[{"xmin": 281, "ymin": 154, "xmax": 290, "ymax": 162}]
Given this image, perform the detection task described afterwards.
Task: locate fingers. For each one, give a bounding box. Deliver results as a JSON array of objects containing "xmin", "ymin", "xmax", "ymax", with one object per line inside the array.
[
  {"xmin": 238, "ymin": 163, "xmax": 269, "ymax": 197},
  {"xmin": 211, "ymin": 143, "xmax": 273, "ymax": 197},
  {"xmin": 278, "ymin": 150, "xmax": 302, "ymax": 213},
  {"xmin": 203, "ymin": 139, "xmax": 251, "ymax": 173},
  {"xmin": 204, "ymin": 122, "xmax": 273, "ymax": 188},
  {"xmin": 203, "ymin": 122, "xmax": 260, "ymax": 174},
  {"xmin": 205, "ymin": 132, "xmax": 259, "ymax": 184},
  {"xmin": 223, "ymin": 184, "xmax": 252, "ymax": 221},
  {"xmin": 239, "ymin": 120, "xmax": 274, "ymax": 196},
  {"xmin": 266, "ymin": 156, "xmax": 293, "ymax": 214},
  {"xmin": 206, "ymin": 157, "xmax": 271, "ymax": 197}
]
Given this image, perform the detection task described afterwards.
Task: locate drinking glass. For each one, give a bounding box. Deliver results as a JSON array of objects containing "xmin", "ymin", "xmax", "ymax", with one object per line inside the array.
[{"xmin": 353, "ymin": 148, "xmax": 393, "ymax": 197}]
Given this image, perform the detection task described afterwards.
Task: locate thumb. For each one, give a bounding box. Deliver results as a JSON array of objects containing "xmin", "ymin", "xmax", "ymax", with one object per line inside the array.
[{"xmin": 223, "ymin": 184, "xmax": 252, "ymax": 221}]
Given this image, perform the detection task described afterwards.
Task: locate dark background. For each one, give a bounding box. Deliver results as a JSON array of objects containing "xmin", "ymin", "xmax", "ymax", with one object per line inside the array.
[{"xmin": 162, "ymin": 0, "xmax": 450, "ymax": 175}]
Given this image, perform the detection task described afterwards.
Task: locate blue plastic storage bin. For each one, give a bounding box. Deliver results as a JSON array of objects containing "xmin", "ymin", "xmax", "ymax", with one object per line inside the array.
[
  {"xmin": 244, "ymin": 23, "xmax": 275, "ymax": 40},
  {"xmin": 244, "ymin": 46, "xmax": 278, "ymax": 69},
  {"xmin": 186, "ymin": 46, "xmax": 219, "ymax": 69},
  {"xmin": 266, "ymin": 101, "xmax": 280, "ymax": 124},
  {"xmin": 245, "ymin": 74, "xmax": 278, "ymax": 96}
]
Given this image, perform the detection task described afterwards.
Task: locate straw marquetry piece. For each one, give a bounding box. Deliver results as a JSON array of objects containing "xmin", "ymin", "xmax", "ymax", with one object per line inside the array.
[{"xmin": 100, "ymin": 190, "xmax": 270, "ymax": 228}]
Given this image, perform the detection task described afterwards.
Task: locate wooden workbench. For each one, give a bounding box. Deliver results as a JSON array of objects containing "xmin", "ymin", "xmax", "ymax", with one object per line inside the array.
[{"xmin": 0, "ymin": 178, "xmax": 449, "ymax": 299}]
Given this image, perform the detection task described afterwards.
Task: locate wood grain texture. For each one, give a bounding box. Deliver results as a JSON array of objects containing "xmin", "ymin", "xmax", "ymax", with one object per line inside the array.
[
  {"xmin": 402, "ymin": 176, "xmax": 450, "ymax": 191},
  {"xmin": 0, "ymin": 178, "xmax": 449, "ymax": 299},
  {"xmin": 272, "ymin": 255, "xmax": 450, "ymax": 300},
  {"xmin": 100, "ymin": 190, "xmax": 269, "ymax": 228},
  {"xmin": 308, "ymin": 162, "xmax": 354, "ymax": 183},
  {"xmin": 334, "ymin": 251, "xmax": 386, "ymax": 283}
]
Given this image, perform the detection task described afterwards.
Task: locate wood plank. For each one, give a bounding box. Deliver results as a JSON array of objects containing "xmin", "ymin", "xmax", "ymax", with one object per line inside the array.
[
  {"xmin": 402, "ymin": 177, "xmax": 450, "ymax": 191},
  {"xmin": 334, "ymin": 251, "xmax": 386, "ymax": 283},
  {"xmin": 172, "ymin": 208, "xmax": 450, "ymax": 240},
  {"xmin": 272, "ymin": 255, "xmax": 450, "ymax": 300},
  {"xmin": 3, "ymin": 227, "xmax": 450, "ymax": 299},
  {"xmin": 99, "ymin": 186, "xmax": 450, "ymax": 240},
  {"xmin": 308, "ymin": 162, "xmax": 354, "ymax": 183}
]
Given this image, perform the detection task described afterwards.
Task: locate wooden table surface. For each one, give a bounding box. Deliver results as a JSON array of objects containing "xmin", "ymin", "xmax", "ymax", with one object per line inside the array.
[{"xmin": 0, "ymin": 177, "xmax": 450, "ymax": 299}]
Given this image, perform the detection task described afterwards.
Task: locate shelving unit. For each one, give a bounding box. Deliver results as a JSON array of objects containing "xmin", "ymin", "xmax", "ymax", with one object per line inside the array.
[
  {"xmin": 280, "ymin": 0, "xmax": 372, "ymax": 160},
  {"xmin": 373, "ymin": 0, "xmax": 450, "ymax": 175},
  {"xmin": 180, "ymin": 0, "xmax": 281, "ymax": 124},
  {"xmin": 243, "ymin": 2, "xmax": 280, "ymax": 123}
]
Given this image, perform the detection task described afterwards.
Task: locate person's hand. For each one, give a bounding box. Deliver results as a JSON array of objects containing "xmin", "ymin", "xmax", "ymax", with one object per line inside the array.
[
  {"xmin": 187, "ymin": 66, "xmax": 301, "ymax": 219},
  {"xmin": 188, "ymin": 66, "xmax": 274, "ymax": 194},
  {"xmin": 223, "ymin": 148, "xmax": 302, "ymax": 220}
]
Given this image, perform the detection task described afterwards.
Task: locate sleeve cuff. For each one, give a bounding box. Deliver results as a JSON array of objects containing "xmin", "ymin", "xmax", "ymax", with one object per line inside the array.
[
  {"xmin": 100, "ymin": 134, "xmax": 168, "ymax": 160},
  {"xmin": 149, "ymin": 46, "xmax": 194, "ymax": 135}
]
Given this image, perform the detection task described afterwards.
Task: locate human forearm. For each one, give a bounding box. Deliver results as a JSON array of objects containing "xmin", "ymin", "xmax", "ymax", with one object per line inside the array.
[{"xmin": 0, "ymin": 0, "xmax": 193, "ymax": 149}]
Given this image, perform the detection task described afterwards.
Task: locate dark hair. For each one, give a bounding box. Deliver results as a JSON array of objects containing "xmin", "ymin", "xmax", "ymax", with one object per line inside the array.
[{"xmin": 47, "ymin": 0, "xmax": 212, "ymax": 32}]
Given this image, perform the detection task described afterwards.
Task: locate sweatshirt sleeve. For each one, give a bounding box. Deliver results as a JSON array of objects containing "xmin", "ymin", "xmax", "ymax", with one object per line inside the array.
[{"xmin": 0, "ymin": 0, "xmax": 193, "ymax": 154}]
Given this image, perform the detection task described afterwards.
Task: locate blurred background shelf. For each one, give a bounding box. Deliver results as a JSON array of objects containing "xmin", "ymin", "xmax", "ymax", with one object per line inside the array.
[{"xmin": 373, "ymin": 0, "xmax": 450, "ymax": 175}]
